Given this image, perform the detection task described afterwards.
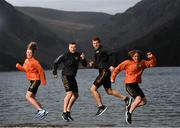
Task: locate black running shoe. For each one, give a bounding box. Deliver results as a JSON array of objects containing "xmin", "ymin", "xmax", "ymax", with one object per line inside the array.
[
  {"xmin": 96, "ymin": 105, "xmax": 108, "ymax": 116},
  {"xmin": 62, "ymin": 112, "xmax": 69, "ymax": 122},
  {"xmin": 126, "ymin": 111, "xmax": 132, "ymax": 124},
  {"xmin": 125, "ymin": 97, "xmax": 133, "ymax": 112},
  {"xmin": 67, "ymin": 111, "xmax": 74, "ymax": 121}
]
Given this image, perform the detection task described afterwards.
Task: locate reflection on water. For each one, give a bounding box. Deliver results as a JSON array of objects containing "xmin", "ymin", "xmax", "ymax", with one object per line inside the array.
[{"xmin": 0, "ymin": 67, "xmax": 180, "ymax": 127}]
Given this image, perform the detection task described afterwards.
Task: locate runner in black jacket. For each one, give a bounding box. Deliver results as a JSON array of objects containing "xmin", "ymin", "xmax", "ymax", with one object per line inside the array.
[
  {"xmin": 53, "ymin": 42, "xmax": 87, "ymax": 122},
  {"xmin": 89, "ymin": 37, "xmax": 132, "ymax": 116}
]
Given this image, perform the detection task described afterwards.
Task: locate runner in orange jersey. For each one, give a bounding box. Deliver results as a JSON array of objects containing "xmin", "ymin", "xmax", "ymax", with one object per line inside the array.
[
  {"xmin": 16, "ymin": 42, "xmax": 48, "ymax": 120},
  {"xmin": 111, "ymin": 50, "xmax": 157, "ymax": 124}
]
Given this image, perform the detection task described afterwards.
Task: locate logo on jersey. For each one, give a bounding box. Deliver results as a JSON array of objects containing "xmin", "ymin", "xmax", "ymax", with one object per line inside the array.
[
  {"xmin": 137, "ymin": 64, "xmax": 142, "ymax": 68},
  {"xmin": 96, "ymin": 50, "xmax": 100, "ymax": 54}
]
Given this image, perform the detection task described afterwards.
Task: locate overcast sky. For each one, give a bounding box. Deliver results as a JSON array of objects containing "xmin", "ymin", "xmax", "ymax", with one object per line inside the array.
[{"xmin": 5, "ymin": 0, "xmax": 141, "ymax": 14}]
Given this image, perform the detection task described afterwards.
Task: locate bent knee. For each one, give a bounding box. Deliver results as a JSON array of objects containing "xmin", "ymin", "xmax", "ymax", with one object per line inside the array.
[
  {"xmin": 74, "ymin": 93, "xmax": 79, "ymax": 98},
  {"xmin": 135, "ymin": 96, "xmax": 142, "ymax": 102},
  {"xmin": 142, "ymin": 99, "xmax": 147, "ymax": 105},
  {"xmin": 90, "ymin": 85, "xmax": 97, "ymax": 92},
  {"xmin": 105, "ymin": 88, "xmax": 113, "ymax": 95},
  {"xmin": 106, "ymin": 91, "xmax": 112, "ymax": 95},
  {"xmin": 66, "ymin": 91, "xmax": 73, "ymax": 97},
  {"xmin": 25, "ymin": 92, "xmax": 33, "ymax": 100},
  {"xmin": 25, "ymin": 94, "xmax": 29, "ymax": 100},
  {"xmin": 138, "ymin": 98, "xmax": 147, "ymax": 106}
]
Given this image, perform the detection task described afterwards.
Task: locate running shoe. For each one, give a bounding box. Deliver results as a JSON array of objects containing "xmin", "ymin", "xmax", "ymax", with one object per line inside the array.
[
  {"xmin": 35, "ymin": 109, "xmax": 48, "ymax": 120},
  {"xmin": 67, "ymin": 111, "xmax": 74, "ymax": 121},
  {"xmin": 96, "ymin": 105, "xmax": 108, "ymax": 116},
  {"xmin": 62, "ymin": 112, "xmax": 70, "ymax": 122},
  {"xmin": 126, "ymin": 111, "xmax": 132, "ymax": 124},
  {"xmin": 125, "ymin": 97, "xmax": 133, "ymax": 112}
]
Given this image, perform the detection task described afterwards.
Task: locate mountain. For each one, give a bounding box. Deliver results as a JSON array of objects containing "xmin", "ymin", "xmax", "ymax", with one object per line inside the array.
[
  {"xmin": 1, "ymin": 0, "xmax": 179, "ymax": 69},
  {"xmin": 0, "ymin": 0, "xmax": 66, "ymax": 71},
  {"xmin": 91, "ymin": 0, "xmax": 180, "ymax": 66},
  {"xmin": 94, "ymin": 0, "xmax": 180, "ymax": 47},
  {"xmin": 16, "ymin": 7, "xmax": 111, "ymax": 43}
]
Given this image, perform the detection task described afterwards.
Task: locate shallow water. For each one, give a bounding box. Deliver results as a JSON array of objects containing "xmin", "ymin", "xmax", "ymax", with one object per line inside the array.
[{"xmin": 0, "ymin": 67, "xmax": 180, "ymax": 127}]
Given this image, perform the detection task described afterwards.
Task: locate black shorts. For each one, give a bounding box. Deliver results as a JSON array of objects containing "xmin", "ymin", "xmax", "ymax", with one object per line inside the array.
[
  {"xmin": 125, "ymin": 83, "xmax": 145, "ymax": 99},
  {"xmin": 93, "ymin": 69, "xmax": 111, "ymax": 89},
  {"xmin": 62, "ymin": 75, "xmax": 78, "ymax": 93},
  {"xmin": 28, "ymin": 80, "xmax": 41, "ymax": 95}
]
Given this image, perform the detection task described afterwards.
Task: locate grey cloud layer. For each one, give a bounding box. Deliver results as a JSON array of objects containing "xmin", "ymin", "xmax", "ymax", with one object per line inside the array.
[{"xmin": 6, "ymin": 0, "xmax": 141, "ymax": 14}]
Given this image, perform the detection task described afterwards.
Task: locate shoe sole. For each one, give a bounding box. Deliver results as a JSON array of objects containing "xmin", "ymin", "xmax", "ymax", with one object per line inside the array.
[
  {"xmin": 39, "ymin": 111, "xmax": 48, "ymax": 120},
  {"xmin": 97, "ymin": 107, "xmax": 108, "ymax": 116},
  {"xmin": 125, "ymin": 112, "xmax": 132, "ymax": 124},
  {"xmin": 125, "ymin": 111, "xmax": 128, "ymax": 122},
  {"xmin": 67, "ymin": 113, "xmax": 74, "ymax": 121},
  {"xmin": 62, "ymin": 115, "xmax": 69, "ymax": 122},
  {"xmin": 125, "ymin": 105, "xmax": 131, "ymax": 115},
  {"xmin": 127, "ymin": 98, "xmax": 133, "ymax": 107},
  {"xmin": 125, "ymin": 98, "xmax": 133, "ymax": 114},
  {"xmin": 35, "ymin": 111, "xmax": 48, "ymax": 118},
  {"xmin": 126, "ymin": 119, "xmax": 132, "ymax": 124},
  {"xmin": 68, "ymin": 117, "xmax": 74, "ymax": 121}
]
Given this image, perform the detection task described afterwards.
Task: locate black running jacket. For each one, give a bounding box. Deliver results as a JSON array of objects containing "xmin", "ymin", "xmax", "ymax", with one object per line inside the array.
[{"xmin": 53, "ymin": 51, "xmax": 87, "ymax": 76}]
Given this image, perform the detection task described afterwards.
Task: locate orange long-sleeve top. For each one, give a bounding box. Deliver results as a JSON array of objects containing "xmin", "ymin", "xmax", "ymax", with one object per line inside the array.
[
  {"xmin": 111, "ymin": 55, "xmax": 157, "ymax": 84},
  {"xmin": 16, "ymin": 57, "xmax": 46, "ymax": 86}
]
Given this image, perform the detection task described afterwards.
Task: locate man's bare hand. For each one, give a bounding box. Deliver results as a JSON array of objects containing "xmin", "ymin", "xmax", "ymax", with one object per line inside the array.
[{"xmin": 53, "ymin": 75, "xmax": 58, "ymax": 79}]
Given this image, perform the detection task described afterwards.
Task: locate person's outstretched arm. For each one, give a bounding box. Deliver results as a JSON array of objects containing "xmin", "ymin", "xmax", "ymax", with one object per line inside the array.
[
  {"xmin": 111, "ymin": 60, "xmax": 128, "ymax": 83},
  {"xmin": 16, "ymin": 62, "xmax": 25, "ymax": 72},
  {"xmin": 144, "ymin": 52, "xmax": 157, "ymax": 68},
  {"xmin": 52, "ymin": 54, "xmax": 64, "ymax": 76},
  {"xmin": 80, "ymin": 52, "xmax": 87, "ymax": 67}
]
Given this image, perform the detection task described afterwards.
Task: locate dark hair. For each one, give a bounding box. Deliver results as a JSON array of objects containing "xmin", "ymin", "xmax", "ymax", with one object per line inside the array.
[
  {"xmin": 69, "ymin": 42, "xmax": 77, "ymax": 45},
  {"xmin": 27, "ymin": 42, "xmax": 37, "ymax": 53},
  {"xmin": 92, "ymin": 37, "xmax": 101, "ymax": 43},
  {"xmin": 128, "ymin": 50, "xmax": 143, "ymax": 60}
]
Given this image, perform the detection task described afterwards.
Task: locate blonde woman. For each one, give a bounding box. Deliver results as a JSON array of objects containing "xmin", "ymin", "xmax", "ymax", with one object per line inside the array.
[{"xmin": 16, "ymin": 42, "xmax": 48, "ymax": 119}]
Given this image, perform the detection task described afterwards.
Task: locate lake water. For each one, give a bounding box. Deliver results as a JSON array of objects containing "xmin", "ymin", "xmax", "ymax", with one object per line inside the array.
[{"xmin": 0, "ymin": 67, "xmax": 180, "ymax": 127}]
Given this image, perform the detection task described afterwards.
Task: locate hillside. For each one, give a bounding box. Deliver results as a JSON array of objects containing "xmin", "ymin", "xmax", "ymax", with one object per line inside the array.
[
  {"xmin": 1, "ymin": 0, "xmax": 180, "ymax": 69},
  {"xmin": 17, "ymin": 7, "xmax": 111, "ymax": 42},
  {"xmin": 0, "ymin": 0, "xmax": 66, "ymax": 70},
  {"xmin": 92, "ymin": 0, "xmax": 180, "ymax": 66}
]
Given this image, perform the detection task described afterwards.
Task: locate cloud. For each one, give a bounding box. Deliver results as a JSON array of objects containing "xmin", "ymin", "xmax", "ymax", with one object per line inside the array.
[{"xmin": 5, "ymin": 0, "xmax": 141, "ymax": 14}]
